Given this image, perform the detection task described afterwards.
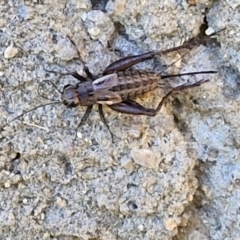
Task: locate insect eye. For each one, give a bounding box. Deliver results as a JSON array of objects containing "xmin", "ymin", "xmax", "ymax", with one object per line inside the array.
[{"xmin": 63, "ymin": 100, "xmax": 78, "ymax": 108}]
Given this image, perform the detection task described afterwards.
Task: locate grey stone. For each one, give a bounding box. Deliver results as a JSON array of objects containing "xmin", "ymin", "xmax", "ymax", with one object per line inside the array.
[{"xmin": 0, "ymin": 0, "xmax": 239, "ymax": 240}]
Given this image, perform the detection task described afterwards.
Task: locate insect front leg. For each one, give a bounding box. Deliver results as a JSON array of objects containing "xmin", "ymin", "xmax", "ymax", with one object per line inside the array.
[
  {"xmin": 107, "ymin": 79, "xmax": 209, "ymax": 116},
  {"xmin": 44, "ymin": 68, "xmax": 87, "ymax": 82},
  {"xmin": 67, "ymin": 36, "xmax": 94, "ymax": 80}
]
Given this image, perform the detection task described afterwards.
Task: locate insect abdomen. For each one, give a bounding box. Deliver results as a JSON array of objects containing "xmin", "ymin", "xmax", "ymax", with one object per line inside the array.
[{"xmin": 111, "ymin": 70, "xmax": 160, "ymax": 100}]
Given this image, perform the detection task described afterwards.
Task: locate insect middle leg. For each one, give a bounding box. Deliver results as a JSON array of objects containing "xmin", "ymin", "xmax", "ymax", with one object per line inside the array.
[
  {"xmin": 107, "ymin": 79, "xmax": 209, "ymax": 116},
  {"xmin": 74, "ymin": 105, "xmax": 93, "ymax": 140},
  {"xmin": 98, "ymin": 104, "xmax": 114, "ymax": 142}
]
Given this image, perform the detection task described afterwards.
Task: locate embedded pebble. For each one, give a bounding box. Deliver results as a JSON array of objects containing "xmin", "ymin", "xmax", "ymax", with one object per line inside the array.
[
  {"xmin": 71, "ymin": 0, "xmax": 91, "ymax": 10},
  {"xmin": 11, "ymin": 174, "xmax": 22, "ymax": 184},
  {"xmin": 128, "ymin": 125, "xmax": 142, "ymax": 138},
  {"xmin": 88, "ymin": 27, "xmax": 101, "ymax": 39},
  {"xmin": 4, "ymin": 43, "xmax": 19, "ymax": 59},
  {"xmin": 4, "ymin": 181, "xmax": 11, "ymax": 188},
  {"xmin": 43, "ymin": 232, "xmax": 50, "ymax": 239},
  {"xmin": 201, "ymin": 184, "xmax": 212, "ymax": 199},
  {"xmin": 77, "ymin": 132, "xmax": 83, "ymax": 139},
  {"xmin": 225, "ymin": 0, "xmax": 240, "ymax": 9},
  {"xmin": 120, "ymin": 157, "xmax": 135, "ymax": 172},
  {"xmin": 165, "ymin": 218, "xmax": 177, "ymax": 231},
  {"xmin": 81, "ymin": 10, "xmax": 114, "ymax": 46},
  {"xmin": 138, "ymin": 224, "xmax": 144, "ymax": 231},
  {"xmin": 56, "ymin": 197, "xmax": 67, "ymax": 208},
  {"xmin": 130, "ymin": 148, "xmax": 159, "ymax": 169},
  {"xmin": 205, "ymin": 27, "xmax": 215, "ymax": 36},
  {"xmin": 8, "ymin": 212, "xmax": 15, "ymax": 225},
  {"xmin": 180, "ymin": 212, "xmax": 190, "ymax": 227}
]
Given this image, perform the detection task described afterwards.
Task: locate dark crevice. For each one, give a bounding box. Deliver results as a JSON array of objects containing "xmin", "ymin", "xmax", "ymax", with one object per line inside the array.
[
  {"xmin": 90, "ymin": 0, "xmax": 109, "ymax": 12},
  {"xmin": 199, "ymin": 15, "xmax": 209, "ymax": 35},
  {"xmin": 11, "ymin": 152, "xmax": 21, "ymax": 161},
  {"xmin": 173, "ymin": 162, "xmax": 214, "ymax": 240},
  {"xmin": 113, "ymin": 21, "xmax": 141, "ymax": 47},
  {"xmin": 198, "ymin": 14, "xmax": 222, "ymax": 47},
  {"xmin": 106, "ymin": 21, "xmax": 126, "ymax": 52},
  {"xmin": 114, "ymin": 21, "xmax": 133, "ymax": 43},
  {"xmin": 127, "ymin": 201, "xmax": 138, "ymax": 210},
  {"xmin": 114, "ymin": 21, "xmax": 126, "ymax": 36}
]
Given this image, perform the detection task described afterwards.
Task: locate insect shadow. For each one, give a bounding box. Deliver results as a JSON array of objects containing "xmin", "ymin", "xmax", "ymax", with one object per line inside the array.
[{"xmin": 1, "ymin": 29, "xmax": 224, "ymax": 142}]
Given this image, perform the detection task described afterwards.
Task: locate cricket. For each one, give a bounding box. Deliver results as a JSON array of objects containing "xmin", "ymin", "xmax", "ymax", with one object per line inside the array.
[{"xmin": 1, "ymin": 29, "xmax": 223, "ymax": 142}]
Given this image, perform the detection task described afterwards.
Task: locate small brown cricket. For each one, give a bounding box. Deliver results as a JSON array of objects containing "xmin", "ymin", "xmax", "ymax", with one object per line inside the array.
[{"xmin": 1, "ymin": 29, "xmax": 223, "ymax": 141}]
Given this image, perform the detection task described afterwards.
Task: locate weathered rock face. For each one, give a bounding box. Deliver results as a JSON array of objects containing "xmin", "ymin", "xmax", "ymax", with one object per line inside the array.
[{"xmin": 0, "ymin": 0, "xmax": 239, "ymax": 239}]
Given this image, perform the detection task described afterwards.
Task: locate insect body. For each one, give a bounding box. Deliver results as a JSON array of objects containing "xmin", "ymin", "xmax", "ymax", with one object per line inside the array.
[
  {"xmin": 58, "ymin": 65, "xmax": 214, "ymax": 140},
  {"xmin": 2, "ymin": 30, "xmax": 222, "ymax": 141},
  {"xmin": 62, "ymin": 70, "xmax": 159, "ymax": 107}
]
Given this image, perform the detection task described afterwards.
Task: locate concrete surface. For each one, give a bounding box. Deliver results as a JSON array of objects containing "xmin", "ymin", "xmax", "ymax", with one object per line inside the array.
[{"xmin": 0, "ymin": 0, "xmax": 239, "ymax": 239}]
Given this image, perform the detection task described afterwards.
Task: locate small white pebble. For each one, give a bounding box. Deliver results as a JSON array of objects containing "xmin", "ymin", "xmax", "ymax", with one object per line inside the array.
[
  {"xmin": 77, "ymin": 132, "xmax": 82, "ymax": 139},
  {"xmin": 23, "ymin": 198, "xmax": 28, "ymax": 204},
  {"xmin": 56, "ymin": 197, "xmax": 67, "ymax": 208},
  {"xmin": 205, "ymin": 27, "xmax": 215, "ymax": 36},
  {"xmin": 43, "ymin": 232, "xmax": 50, "ymax": 239},
  {"xmin": 4, "ymin": 43, "xmax": 19, "ymax": 59},
  {"xmin": 138, "ymin": 224, "xmax": 144, "ymax": 231},
  {"xmin": 88, "ymin": 27, "xmax": 100, "ymax": 39},
  {"xmin": 4, "ymin": 181, "xmax": 11, "ymax": 188}
]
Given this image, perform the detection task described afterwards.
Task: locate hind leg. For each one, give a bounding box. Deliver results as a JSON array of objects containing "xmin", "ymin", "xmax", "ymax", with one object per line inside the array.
[{"xmin": 107, "ymin": 80, "xmax": 209, "ymax": 116}]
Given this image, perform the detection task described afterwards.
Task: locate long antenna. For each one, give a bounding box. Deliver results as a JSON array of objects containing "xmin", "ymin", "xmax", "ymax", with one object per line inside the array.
[
  {"xmin": 1, "ymin": 101, "xmax": 61, "ymax": 130},
  {"xmin": 37, "ymin": 80, "xmax": 62, "ymax": 101},
  {"xmin": 156, "ymin": 28, "xmax": 224, "ymax": 77}
]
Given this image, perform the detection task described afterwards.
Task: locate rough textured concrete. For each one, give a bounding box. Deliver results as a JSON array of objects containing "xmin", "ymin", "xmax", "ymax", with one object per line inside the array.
[{"xmin": 0, "ymin": 0, "xmax": 239, "ymax": 239}]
